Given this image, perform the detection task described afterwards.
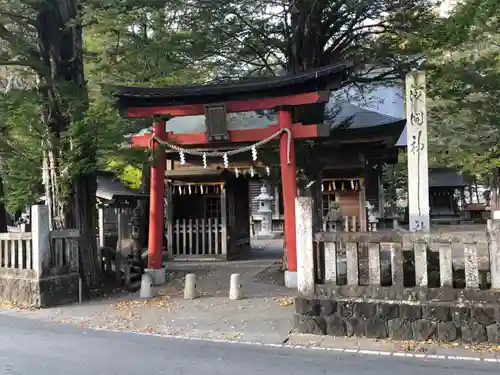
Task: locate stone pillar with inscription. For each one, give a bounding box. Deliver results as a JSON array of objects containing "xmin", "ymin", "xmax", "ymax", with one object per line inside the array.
[{"xmin": 406, "ymin": 71, "xmax": 430, "ymax": 232}]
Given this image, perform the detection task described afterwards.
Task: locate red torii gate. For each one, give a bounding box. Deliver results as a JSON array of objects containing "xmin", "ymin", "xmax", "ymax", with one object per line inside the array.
[{"xmin": 115, "ymin": 63, "xmax": 350, "ymax": 286}]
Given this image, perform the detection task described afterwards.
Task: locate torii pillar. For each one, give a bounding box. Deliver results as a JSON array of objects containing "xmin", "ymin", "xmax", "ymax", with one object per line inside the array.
[
  {"xmin": 278, "ymin": 109, "xmax": 298, "ymax": 287},
  {"xmin": 146, "ymin": 120, "xmax": 167, "ymax": 285}
]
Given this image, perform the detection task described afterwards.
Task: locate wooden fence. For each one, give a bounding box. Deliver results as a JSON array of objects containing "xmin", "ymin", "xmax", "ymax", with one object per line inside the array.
[
  {"xmin": 0, "ymin": 206, "xmax": 79, "ymax": 278},
  {"xmin": 295, "ymin": 197, "xmax": 500, "ymax": 296},
  {"xmin": 0, "ymin": 232, "xmax": 33, "ymax": 273},
  {"xmin": 172, "ymin": 218, "xmax": 225, "ymax": 258},
  {"xmin": 314, "ymin": 232, "xmax": 491, "ymax": 289}
]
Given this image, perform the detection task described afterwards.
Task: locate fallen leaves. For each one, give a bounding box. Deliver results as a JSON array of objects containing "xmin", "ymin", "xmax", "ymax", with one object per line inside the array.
[
  {"xmin": 466, "ymin": 344, "xmax": 500, "ymax": 352},
  {"xmin": 399, "ymin": 341, "xmax": 428, "ymax": 353},
  {"xmin": 398, "ymin": 339, "xmax": 500, "ymax": 353},
  {"xmin": 0, "ymin": 301, "xmax": 32, "ymax": 311},
  {"xmin": 275, "ymin": 297, "xmax": 294, "ymax": 307},
  {"xmin": 113, "ymin": 295, "xmax": 171, "ymax": 311}
]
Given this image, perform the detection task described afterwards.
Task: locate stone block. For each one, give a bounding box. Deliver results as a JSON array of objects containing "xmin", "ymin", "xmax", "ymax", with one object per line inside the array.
[
  {"xmin": 399, "ymin": 304, "xmax": 422, "ymax": 321},
  {"xmin": 377, "ymin": 303, "xmax": 399, "ymax": 320},
  {"xmin": 325, "ymin": 314, "xmax": 346, "ymax": 336},
  {"xmin": 365, "ymin": 317, "xmax": 388, "ymax": 339},
  {"xmin": 345, "ymin": 316, "xmax": 365, "ymax": 337},
  {"xmin": 354, "ymin": 302, "xmax": 376, "ymax": 319},
  {"xmin": 319, "ymin": 300, "xmax": 337, "ymax": 317},
  {"xmin": 388, "ymin": 318, "xmax": 413, "ymax": 340},
  {"xmin": 412, "ymin": 319, "xmax": 437, "ymax": 341},
  {"xmin": 470, "ymin": 306, "xmax": 496, "ymax": 326},
  {"xmin": 295, "ymin": 297, "xmax": 313, "ymax": 314},
  {"xmin": 294, "ymin": 313, "xmax": 326, "ymax": 335},
  {"xmin": 486, "ymin": 324, "xmax": 500, "ymax": 344},
  {"xmin": 338, "ymin": 301, "xmax": 354, "ymax": 318},
  {"xmin": 461, "ymin": 322, "xmax": 487, "ymax": 343},
  {"xmin": 422, "ymin": 305, "xmax": 451, "ymax": 322},
  {"xmin": 451, "ymin": 306, "xmax": 470, "ymax": 327},
  {"xmin": 437, "ymin": 322, "xmax": 458, "ymax": 342},
  {"xmin": 39, "ymin": 274, "xmax": 79, "ymax": 307}
]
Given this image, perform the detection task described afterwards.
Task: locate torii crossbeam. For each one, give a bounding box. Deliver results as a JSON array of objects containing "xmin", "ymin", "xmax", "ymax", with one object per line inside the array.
[{"xmin": 115, "ymin": 63, "xmax": 351, "ymax": 287}]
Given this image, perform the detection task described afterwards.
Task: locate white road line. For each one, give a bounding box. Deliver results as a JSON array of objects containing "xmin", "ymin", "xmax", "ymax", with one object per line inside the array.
[{"xmin": 85, "ymin": 326, "xmax": 500, "ymax": 365}]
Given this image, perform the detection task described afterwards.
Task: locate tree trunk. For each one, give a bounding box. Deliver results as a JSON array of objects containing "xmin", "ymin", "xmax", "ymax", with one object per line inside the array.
[
  {"xmin": 36, "ymin": 0, "xmax": 100, "ymax": 288},
  {"xmin": 72, "ymin": 174, "xmax": 100, "ymax": 287}
]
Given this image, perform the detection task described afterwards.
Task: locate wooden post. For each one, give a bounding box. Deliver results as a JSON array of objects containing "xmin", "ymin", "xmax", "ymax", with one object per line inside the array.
[
  {"xmin": 406, "ymin": 71, "xmax": 430, "ymax": 232},
  {"xmin": 278, "ymin": 108, "xmax": 298, "ymax": 287},
  {"xmin": 220, "ymin": 183, "xmax": 228, "ymax": 256},
  {"xmin": 166, "ymin": 160, "xmax": 174, "ymax": 258},
  {"xmin": 359, "ymin": 178, "xmax": 367, "ymax": 232},
  {"xmin": 31, "ymin": 205, "xmax": 50, "ymax": 278},
  {"xmin": 377, "ymin": 173, "xmax": 385, "ymax": 219},
  {"xmin": 488, "ymin": 218, "xmax": 500, "ymax": 288},
  {"xmin": 147, "ymin": 120, "xmax": 166, "ymax": 285},
  {"xmin": 438, "ymin": 242, "xmax": 453, "ymax": 287},
  {"xmin": 273, "ymin": 186, "xmax": 280, "ymax": 220},
  {"xmin": 324, "ymin": 242, "xmax": 337, "ymax": 284},
  {"xmin": 98, "ymin": 205, "xmax": 105, "ymax": 248},
  {"xmin": 295, "ymin": 197, "xmax": 314, "ymax": 296},
  {"xmin": 464, "ymin": 242, "xmax": 480, "ymax": 289},
  {"xmin": 413, "ymin": 241, "xmax": 428, "ymax": 287}
]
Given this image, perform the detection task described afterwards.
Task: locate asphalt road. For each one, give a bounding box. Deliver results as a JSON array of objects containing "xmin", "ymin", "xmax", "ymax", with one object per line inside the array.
[{"xmin": 0, "ymin": 314, "xmax": 497, "ymax": 375}]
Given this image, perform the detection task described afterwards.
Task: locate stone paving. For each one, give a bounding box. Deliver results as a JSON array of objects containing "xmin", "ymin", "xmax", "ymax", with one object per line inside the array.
[{"xmin": 8, "ymin": 239, "xmax": 296, "ymax": 344}]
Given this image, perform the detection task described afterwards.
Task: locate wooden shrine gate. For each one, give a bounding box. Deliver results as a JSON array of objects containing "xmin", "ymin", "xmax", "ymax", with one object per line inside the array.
[{"xmin": 114, "ymin": 63, "xmax": 351, "ymax": 286}]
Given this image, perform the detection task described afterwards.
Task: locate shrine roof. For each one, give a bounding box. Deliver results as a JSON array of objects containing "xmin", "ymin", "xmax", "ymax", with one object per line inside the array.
[
  {"xmin": 429, "ymin": 168, "xmax": 468, "ymax": 188},
  {"xmin": 96, "ymin": 172, "xmax": 147, "ymax": 201},
  {"xmin": 161, "ymin": 99, "xmax": 405, "ymax": 134},
  {"xmin": 114, "ymin": 63, "xmax": 351, "ymax": 108}
]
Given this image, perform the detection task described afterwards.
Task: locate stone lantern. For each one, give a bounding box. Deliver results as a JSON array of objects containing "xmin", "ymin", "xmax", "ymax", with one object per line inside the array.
[
  {"xmin": 254, "ymin": 184, "xmax": 274, "ymax": 238},
  {"xmin": 130, "ymin": 203, "xmax": 144, "ymax": 270}
]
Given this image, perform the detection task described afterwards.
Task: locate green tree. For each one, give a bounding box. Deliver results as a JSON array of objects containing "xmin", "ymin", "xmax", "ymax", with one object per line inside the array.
[{"xmin": 423, "ymin": 0, "xmax": 500, "ymax": 206}]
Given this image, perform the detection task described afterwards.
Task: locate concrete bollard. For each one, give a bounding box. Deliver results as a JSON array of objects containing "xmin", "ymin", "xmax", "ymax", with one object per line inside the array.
[
  {"xmin": 229, "ymin": 273, "xmax": 242, "ymax": 300},
  {"xmin": 140, "ymin": 272, "xmax": 154, "ymax": 299},
  {"xmin": 184, "ymin": 273, "xmax": 197, "ymax": 299}
]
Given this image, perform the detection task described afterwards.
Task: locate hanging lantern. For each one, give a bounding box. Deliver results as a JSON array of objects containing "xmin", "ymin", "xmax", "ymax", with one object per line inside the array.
[
  {"xmin": 266, "ymin": 166, "xmax": 271, "ymax": 176},
  {"xmin": 321, "ymin": 183, "xmax": 324, "ymax": 192},
  {"xmin": 178, "ymin": 185, "xmax": 182, "ymax": 195},
  {"xmin": 188, "ymin": 184, "xmax": 192, "ymax": 195},
  {"xmin": 341, "ymin": 180, "xmax": 345, "ymax": 191},
  {"xmin": 350, "ymin": 180, "xmax": 354, "ymax": 190},
  {"xmin": 235, "ymin": 168, "xmax": 239, "ymax": 178},
  {"xmin": 202, "ymin": 153, "xmax": 207, "ymax": 168},
  {"xmin": 251, "ymin": 145, "xmax": 258, "ymax": 161},
  {"xmin": 328, "ymin": 181, "xmax": 332, "ymax": 192},
  {"xmin": 179, "ymin": 150, "xmax": 186, "ymax": 165},
  {"xmin": 354, "ymin": 180, "xmax": 359, "ymax": 191},
  {"xmin": 250, "ymin": 166, "xmax": 255, "ymax": 178},
  {"xmin": 223, "ymin": 153, "xmax": 229, "ymax": 169},
  {"xmin": 333, "ymin": 181, "xmax": 336, "ymax": 191},
  {"xmin": 200, "ymin": 185, "xmax": 204, "ymax": 194}
]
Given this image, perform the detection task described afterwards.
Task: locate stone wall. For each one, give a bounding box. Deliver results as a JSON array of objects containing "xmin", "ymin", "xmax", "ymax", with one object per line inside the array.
[
  {"xmin": 0, "ymin": 270, "xmax": 40, "ymax": 307},
  {"xmin": 294, "ymin": 297, "xmax": 500, "ymax": 343},
  {"xmin": 0, "ymin": 269, "xmax": 79, "ymax": 308}
]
